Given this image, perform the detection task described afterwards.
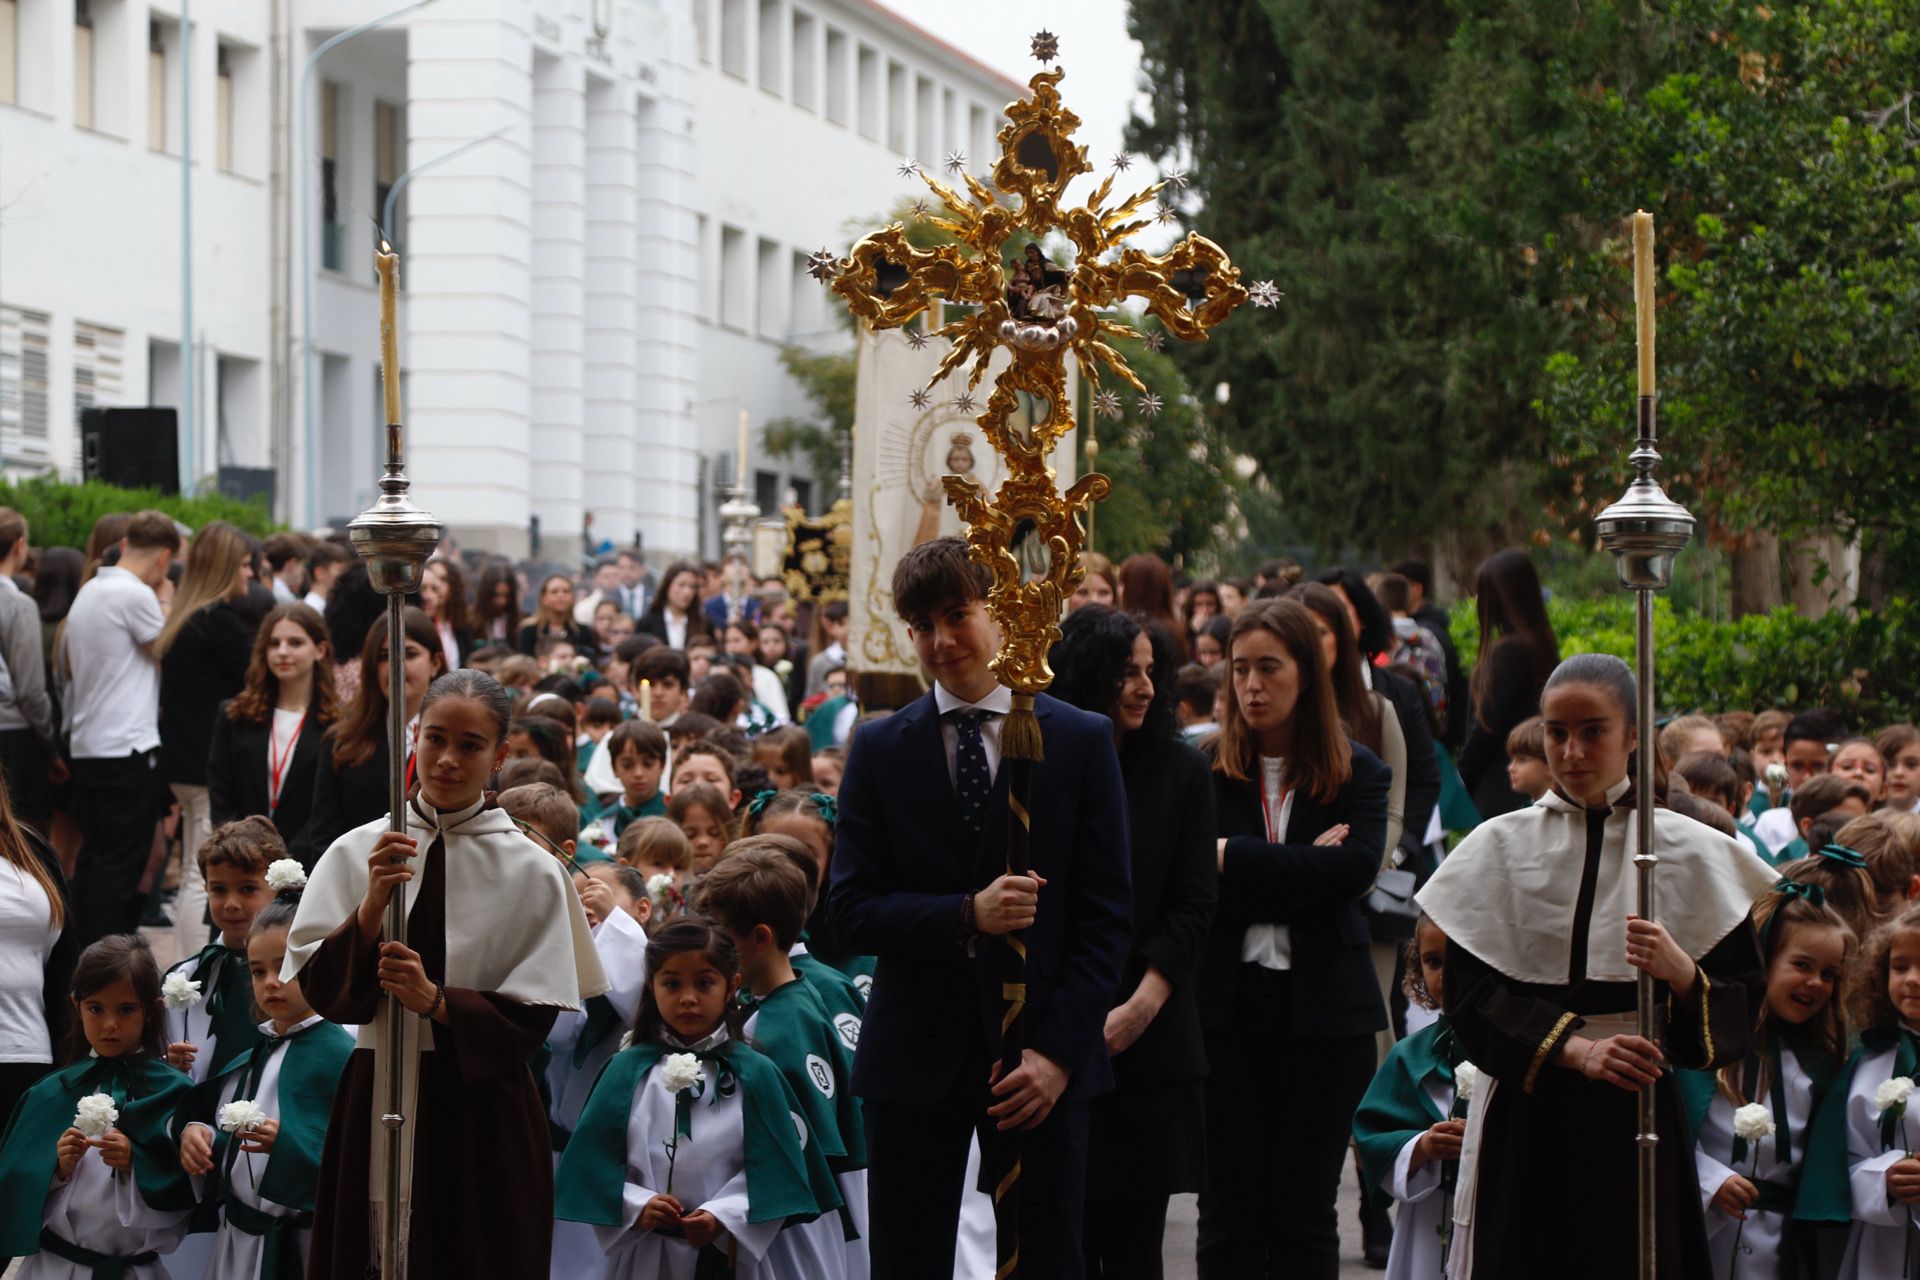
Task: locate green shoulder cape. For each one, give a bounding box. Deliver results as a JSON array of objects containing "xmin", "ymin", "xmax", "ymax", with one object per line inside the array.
[
  {"xmin": 177, "ymin": 1019, "xmax": 355, "ymax": 1219},
  {"xmin": 171, "ymin": 945, "xmax": 267, "ymax": 1080},
  {"xmin": 792, "ymin": 953, "xmax": 865, "ymax": 1049},
  {"xmin": 0, "ymin": 1054, "xmax": 195, "ymax": 1256},
  {"xmin": 553, "ymin": 1037, "xmax": 841, "ymax": 1229},
  {"xmin": 1351, "ymin": 1019, "xmax": 1462, "ymax": 1211},
  {"xmin": 1796, "ymin": 1026, "xmax": 1916, "ymax": 1225},
  {"xmin": 748, "ymin": 981, "xmax": 866, "ymax": 1174}
]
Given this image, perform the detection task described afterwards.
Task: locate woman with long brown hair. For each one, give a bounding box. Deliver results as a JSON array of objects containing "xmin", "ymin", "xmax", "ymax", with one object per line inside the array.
[
  {"xmin": 156, "ymin": 521, "xmax": 258, "ymax": 955},
  {"xmin": 1457, "ymin": 548, "xmax": 1560, "ymax": 820},
  {"xmin": 1117, "ymin": 553, "xmax": 1188, "ymax": 658},
  {"xmin": 1196, "ymin": 598, "xmax": 1391, "ymax": 1278},
  {"xmin": 515, "ymin": 573, "xmax": 595, "ymax": 657},
  {"xmin": 207, "ymin": 601, "xmax": 338, "ymax": 857},
  {"xmin": 292, "ymin": 607, "xmax": 445, "ymax": 864},
  {"xmin": 417, "ymin": 557, "xmax": 473, "ymax": 671},
  {"xmin": 471, "ymin": 561, "xmax": 522, "ymax": 646}
]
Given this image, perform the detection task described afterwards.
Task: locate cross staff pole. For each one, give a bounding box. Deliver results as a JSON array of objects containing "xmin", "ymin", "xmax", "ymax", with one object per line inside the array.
[{"xmin": 1594, "ymin": 209, "xmax": 1694, "ymax": 1280}]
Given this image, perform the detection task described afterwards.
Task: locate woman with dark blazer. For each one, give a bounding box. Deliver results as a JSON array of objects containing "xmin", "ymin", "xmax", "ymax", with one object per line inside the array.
[
  {"xmin": 1197, "ymin": 598, "xmax": 1391, "ymax": 1280},
  {"xmin": 1050, "ymin": 605, "xmax": 1217, "ymax": 1278},
  {"xmin": 291, "ymin": 607, "xmax": 445, "ymax": 867},
  {"xmin": 1454, "ymin": 549, "xmax": 1560, "ymax": 820},
  {"xmin": 514, "ymin": 572, "xmax": 596, "ymax": 657},
  {"xmin": 416, "ymin": 556, "xmax": 475, "ymax": 670},
  {"xmin": 207, "ymin": 602, "xmax": 338, "ymax": 854}
]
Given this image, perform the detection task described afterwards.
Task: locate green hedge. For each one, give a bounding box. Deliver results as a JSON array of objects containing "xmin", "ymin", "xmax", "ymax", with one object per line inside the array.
[
  {"xmin": 1450, "ymin": 595, "xmax": 1920, "ymax": 729},
  {"xmin": 0, "ymin": 475, "xmax": 281, "ymax": 551}
]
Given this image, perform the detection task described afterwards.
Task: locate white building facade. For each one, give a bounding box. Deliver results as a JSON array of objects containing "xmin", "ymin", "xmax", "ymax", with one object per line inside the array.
[{"xmin": 0, "ymin": 0, "xmax": 1020, "ymax": 560}]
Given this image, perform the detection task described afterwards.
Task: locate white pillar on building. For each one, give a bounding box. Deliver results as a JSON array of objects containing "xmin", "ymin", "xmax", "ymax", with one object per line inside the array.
[
  {"xmin": 405, "ymin": 3, "xmax": 534, "ymax": 556},
  {"xmin": 529, "ymin": 52, "xmax": 587, "ymax": 557},
  {"xmin": 581, "ymin": 72, "xmax": 640, "ymax": 549}
]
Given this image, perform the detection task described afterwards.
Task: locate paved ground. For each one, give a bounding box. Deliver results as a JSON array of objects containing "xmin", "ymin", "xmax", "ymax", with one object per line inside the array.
[{"xmin": 1, "ymin": 925, "xmax": 1380, "ymax": 1279}]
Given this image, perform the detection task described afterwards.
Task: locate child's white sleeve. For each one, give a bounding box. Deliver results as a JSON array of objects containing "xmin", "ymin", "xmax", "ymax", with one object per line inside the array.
[
  {"xmin": 1694, "ymin": 1148, "xmax": 1739, "ymax": 1240},
  {"xmin": 1847, "ymin": 1063, "xmax": 1918, "ymax": 1229},
  {"xmin": 1388, "ymin": 1134, "xmax": 1442, "ymax": 1205},
  {"xmin": 111, "ymin": 1161, "xmax": 193, "ymax": 1241},
  {"xmin": 696, "ymin": 1165, "xmax": 783, "ymax": 1264}
]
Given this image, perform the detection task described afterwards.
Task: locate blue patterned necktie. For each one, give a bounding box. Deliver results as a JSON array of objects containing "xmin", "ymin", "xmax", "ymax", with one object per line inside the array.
[{"xmin": 948, "ymin": 709, "xmax": 994, "ymax": 837}]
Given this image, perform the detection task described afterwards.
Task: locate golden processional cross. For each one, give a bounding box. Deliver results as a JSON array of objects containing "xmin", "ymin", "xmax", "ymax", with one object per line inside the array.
[{"xmin": 810, "ymin": 30, "xmax": 1274, "ymax": 1279}]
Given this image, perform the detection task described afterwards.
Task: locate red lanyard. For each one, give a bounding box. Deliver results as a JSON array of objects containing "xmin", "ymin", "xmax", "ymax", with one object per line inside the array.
[
  {"xmin": 1258, "ymin": 766, "xmax": 1291, "ymax": 844},
  {"xmin": 267, "ymin": 712, "xmax": 307, "ymax": 815}
]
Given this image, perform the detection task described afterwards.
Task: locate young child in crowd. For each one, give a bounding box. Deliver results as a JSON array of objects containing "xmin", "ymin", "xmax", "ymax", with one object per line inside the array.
[
  {"xmin": 164, "ymin": 820, "xmax": 281, "ymax": 1085},
  {"xmin": 174, "ymin": 867, "xmax": 354, "ymax": 1280},
  {"xmin": 553, "ymin": 919, "xmax": 840, "ymax": 1279},
  {"xmin": 695, "ymin": 842, "xmax": 866, "ymax": 1280},
  {"xmin": 1675, "ymin": 751, "xmax": 1766, "ymax": 860},
  {"xmin": 1173, "ymin": 663, "xmax": 1219, "ymax": 744},
  {"xmin": 743, "ymin": 789, "xmax": 873, "ymax": 996},
  {"xmin": 671, "ymin": 739, "xmax": 742, "ymax": 812},
  {"xmin": 578, "ymin": 698, "xmax": 622, "ymax": 775},
  {"xmin": 1352, "ymin": 915, "xmax": 1472, "ymax": 1280},
  {"xmin": 617, "ymin": 817, "xmax": 693, "ymax": 931},
  {"xmin": 1685, "ymin": 885, "xmax": 1852, "ymax": 1280},
  {"xmin": 668, "ymin": 785, "xmax": 736, "ymax": 876},
  {"xmin": 1750, "ymin": 710, "xmax": 1793, "ymax": 809},
  {"xmin": 1755, "ymin": 710, "xmax": 1851, "ymax": 850},
  {"xmin": 810, "ymin": 749, "xmax": 844, "ymax": 798},
  {"xmin": 1877, "ymin": 724, "xmax": 1920, "ymax": 815},
  {"xmin": 1660, "ymin": 715, "xmax": 1728, "ymax": 767},
  {"xmin": 0, "ymin": 935, "xmax": 193, "ymax": 1277},
  {"xmin": 1503, "ymin": 716, "xmax": 1552, "ymax": 802},
  {"xmin": 597, "ymin": 720, "xmax": 669, "ymax": 841},
  {"xmin": 1833, "ymin": 812, "xmax": 1920, "ymax": 921},
  {"xmin": 1772, "ymin": 775, "xmax": 1873, "ymax": 864},
  {"xmin": 1779, "ymin": 845, "xmax": 1881, "ymax": 942},
  {"xmin": 750, "ymin": 726, "xmax": 814, "ymax": 791},
  {"xmin": 1830, "ymin": 738, "xmax": 1887, "ymax": 808},
  {"xmin": 1797, "ymin": 904, "xmax": 1920, "ymax": 1275}
]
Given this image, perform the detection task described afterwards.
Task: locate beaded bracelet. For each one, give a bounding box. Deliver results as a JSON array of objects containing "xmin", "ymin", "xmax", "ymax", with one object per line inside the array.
[{"xmin": 424, "ymin": 983, "xmax": 446, "ymax": 1020}]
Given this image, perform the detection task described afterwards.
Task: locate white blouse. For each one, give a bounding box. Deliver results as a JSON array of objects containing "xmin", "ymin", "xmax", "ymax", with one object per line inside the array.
[{"xmin": 0, "ymin": 860, "xmax": 58, "ymax": 1063}]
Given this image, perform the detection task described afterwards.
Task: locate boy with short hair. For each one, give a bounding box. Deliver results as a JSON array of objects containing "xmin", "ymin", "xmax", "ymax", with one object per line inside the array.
[
  {"xmin": 163, "ymin": 817, "xmax": 280, "ymax": 1083},
  {"xmin": 631, "ymin": 646, "xmax": 692, "ymax": 725},
  {"xmin": 1878, "ymin": 723, "xmax": 1920, "ymax": 814},
  {"xmin": 1503, "ymin": 716, "xmax": 1552, "ymax": 802},
  {"xmin": 685, "ymin": 633, "xmax": 718, "ymax": 686},
  {"xmin": 1753, "ymin": 708, "xmax": 1851, "ymax": 849},
  {"xmin": 828, "ymin": 535, "xmax": 1131, "ymax": 1277},
  {"xmin": 1674, "ymin": 750, "xmax": 1764, "ymax": 859},
  {"xmin": 597, "ymin": 719, "xmax": 668, "ymax": 840},
  {"xmin": 1771, "ymin": 772, "xmax": 1873, "ymax": 863},
  {"xmin": 1173, "ymin": 662, "xmax": 1218, "ymax": 743},
  {"xmin": 696, "ymin": 842, "xmax": 865, "ymax": 1278}
]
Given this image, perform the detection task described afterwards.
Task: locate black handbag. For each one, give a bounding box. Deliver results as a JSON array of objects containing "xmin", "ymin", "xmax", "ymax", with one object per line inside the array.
[{"xmin": 1363, "ymin": 866, "xmax": 1422, "ymax": 942}]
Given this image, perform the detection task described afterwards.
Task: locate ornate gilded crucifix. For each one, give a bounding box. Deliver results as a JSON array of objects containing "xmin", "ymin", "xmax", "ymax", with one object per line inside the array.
[{"xmin": 810, "ymin": 29, "xmax": 1271, "ymax": 1278}]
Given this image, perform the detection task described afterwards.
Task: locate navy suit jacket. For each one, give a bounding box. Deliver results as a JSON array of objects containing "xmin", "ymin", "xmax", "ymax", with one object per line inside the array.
[{"xmin": 828, "ymin": 689, "xmax": 1133, "ymax": 1105}]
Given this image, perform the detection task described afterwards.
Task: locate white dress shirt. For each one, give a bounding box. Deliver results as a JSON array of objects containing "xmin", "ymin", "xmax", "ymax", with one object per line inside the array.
[
  {"xmin": 1241, "ymin": 755, "xmax": 1297, "ymax": 970},
  {"xmin": 932, "ymin": 683, "xmax": 1014, "ymax": 789}
]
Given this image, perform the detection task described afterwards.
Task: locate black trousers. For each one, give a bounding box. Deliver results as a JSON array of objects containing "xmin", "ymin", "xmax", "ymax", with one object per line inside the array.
[
  {"xmin": 866, "ymin": 1088, "xmax": 1090, "ymax": 1280},
  {"xmin": 1196, "ymin": 966, "xmax": 1377, "ymax": 1280},
  {"xmin": 69, "ymin": 749, "xmax": 164, "ymax": 945},
  {"xmin": 1084, "ymin": 1193, "xmax": 1170, "ymax": 1279}
]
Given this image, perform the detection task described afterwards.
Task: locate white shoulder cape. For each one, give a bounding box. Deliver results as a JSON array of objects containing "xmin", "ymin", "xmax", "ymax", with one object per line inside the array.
[{"xmin": 1415, "ymin": 789, "xmax": 1776, "ymax": 986}]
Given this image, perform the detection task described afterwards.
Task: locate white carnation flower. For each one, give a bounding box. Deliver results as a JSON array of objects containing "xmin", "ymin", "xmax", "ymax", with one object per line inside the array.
[
  {"xmin": 1453, "ymin": 1061, "xmax": 1479, "ymax": 1104},
  {"xmin": 264, "ymin": 859, "xmax": 307, "ymax": 892},
  {"xmin": 647, "ymin": 873, "xmax": 675, "ymax": 899},
  {"xmin": 659, "ymin": 1052, "xmax": 702, "ymax": 1094},
  {"xmin": 1732, "ymin": 1102, "xmax": 1775, "ymax": 1142},
  {"xmin": 218, "ymin": 1100, "xmax": 269, "ymax": 1134},
  {"xmin": 1764, "ymin": 762, "xmax": 1789, "ymax": 789},
  {"xmin": 73, "ymin": 1093, "xmax": 118, "ymax": 1139},
  {"xmin": 577, "ymin": 825, "xmax": 610, "ymax": 850},
  {"xmin": 161, "ymin": 971, "xmax": 203, "ymax": 1010},
  {"xmin": 1876, "ymin": 1077, "xmax": 1916, "ymax": 1114}
]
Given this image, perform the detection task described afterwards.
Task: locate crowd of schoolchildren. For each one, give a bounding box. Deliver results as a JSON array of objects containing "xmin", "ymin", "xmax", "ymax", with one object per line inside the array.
[{"xmin": 2, "ymin": 503, "xmax": 1919, "ymax": 1279}]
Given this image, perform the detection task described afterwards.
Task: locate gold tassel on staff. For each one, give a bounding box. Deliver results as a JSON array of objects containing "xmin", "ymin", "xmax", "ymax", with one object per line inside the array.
[
  {"xmin": 348, "ymin": 241, "xmax": 444, "ymax": 1280},
  {"xmin": 1594, "ymin": 209, "xmax": 1695, "ymax": 1280},
  {"xmin": 815, "ymin": 30, "xmax": 1269, "ymax": 1274}
]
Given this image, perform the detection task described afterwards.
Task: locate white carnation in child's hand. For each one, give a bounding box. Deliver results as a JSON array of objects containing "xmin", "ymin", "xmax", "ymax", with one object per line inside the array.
[
  {"xmin": 264, "ymin": 859, "xmax": 307, "ymax": 892},
  {"xmin": 659, "ymin": 1052, "xmax": 702, "ymax": 1094},
  {"xmin": 218, "ymin": 1100, "xmax": 269, "ymax": 1134},
  {"xmin": 1732, "ymin": 1102, "xmax": 1775, "ymax": 1142},
  {"xmin": 1764, "ymin": 762, "xmax": 1789, "ymax": 790},
  {"xmin": 577, "ymin": 825, "xmax": 610, "ymax": 851},
  {"xmin": 647, "ymin": 873, "xmax": 675, "ymax": 900},
  {"xmin": 1452, "ymin": 1062, "xmax": 1478, "ymax": 1104},
  {"xmin": 162, "ymin": 971, "xmax": 203, "ymax": 1010},
  {"xmin": 73, "ymin": 1093, "xmax": 118, "ymax": 1138},
  {"xmin": 1877, "ymin": 1077, "xmax": 1916, "ymax": 1114}
]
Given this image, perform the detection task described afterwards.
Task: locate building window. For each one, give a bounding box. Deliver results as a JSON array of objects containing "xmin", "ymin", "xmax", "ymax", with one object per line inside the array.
[
  {"xmin": 823, "ymin": 27, "xmax": 847, "ymax": 125},
  {"xmin": 320, "ymin": 79, "xmax": 342, "ymax": 270},
  {"xmin": 790, "ymin": 9, "xmax": 815, "ymax": 112},
  {"xmin": 790, "ymin": 248, "xmax": 821, "ymax": 338},
  {"xmin": 694, "ymin": 213, "xmax": 713, "ymax": 322},
  {"xmin": 73, "ymin": 0, "xmax": 93, "ymax": 129},
  {"xmin": 756, "ymin": 0, "xmax": 780, "ymax": 94},
  {"xmin": 719, "ymin": 0, "xmax": 747, "ymax": 79},
  {"xmin": 914, "ymin": 74, "xmax": 933, "ymax": 160},
  {"xmin": 855, "ymin": 44, "xmax": 877, "ymax": 141},
  {"xmin": 971, "ymin": 103, "xmax": 990, "ymax": 171},
  {"xmin": 215, "ymin": 46, "xmax": 234, "ymax": 171},
  {"xmin": 0, "ymin": 307, "xmax": 51, "ymax": 469},
  {"xmin": 73, "ymin": 320, "xmax": 124, "ymax": 427},
  {"xmin": 694, "ymin": 0, "xmax": 712, "ymax": 65},
  {"xmin": 0, "ymin": 0, "xmax": 16, "ymax": 106},
  {"xmin": 756, "ymin": 236, "xmax": 784, "ymax": 337},
  {"xmin": 147, "ymin": 19, "xmax": 167, "ymax": 151},
  {"xmin": 374, "ymin": 99, "xmax": 399, "ymax": 238},
  {"xmin": 791, "ymin": 476, "xmax": 813, "ymax": 515},
  {"xmin": 885, "ymin": 60, "xmax": 906, "ymax": 154},
  {"xmin": 719, "ymin": 224, "xmax": 749, "ymax": 331},
  {"xmin": 753, "ymin": 469, "xmax": 779, "ymax": 516}
]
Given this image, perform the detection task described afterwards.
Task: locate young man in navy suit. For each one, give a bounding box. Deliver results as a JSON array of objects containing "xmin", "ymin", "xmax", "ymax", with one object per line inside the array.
[{"xmin": 829, "ymin": 537, "xmax": 1133, "ymax": 1279}]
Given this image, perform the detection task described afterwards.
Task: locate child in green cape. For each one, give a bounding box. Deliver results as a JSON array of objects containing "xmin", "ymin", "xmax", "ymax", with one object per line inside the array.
[
  {"xmin": 174, "ymin": 869, "xmax": 353, "ymax": 1280},
  {"xmin": 743, "ymin": 790, "xmax": 872, "ymax": 1016},
  {"xmin": 1352, "ymin": 915, "xmax": 1474, "ymax": 1280},
  {"xmin": 1682, "ymin": 882, "xmax": 1852, "ymax": 1280},
  {"xmin": 554, "ymin": 917, "xmax": 839, "ymax": 1278},
  {"xmin": 0, "ymin": 934, "xmax": 192, "ymax": 1278},
  {"xmin": 696, "ymin": 837, "xmax": 866, "ymax": 1279},
  {"xmin": 162, "ymin": 819, "xmax": 281, "ymax": 1085}
]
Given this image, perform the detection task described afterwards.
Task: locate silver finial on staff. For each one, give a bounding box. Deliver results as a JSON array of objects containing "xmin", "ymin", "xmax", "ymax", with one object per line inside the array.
[
  {"xmin": 347, "ymin": 241, "xmax": 444, "ymax": 1280},
  {"xmin": 1594, "ymin": 209, "xmax": 1694, "ymax": 1280}
]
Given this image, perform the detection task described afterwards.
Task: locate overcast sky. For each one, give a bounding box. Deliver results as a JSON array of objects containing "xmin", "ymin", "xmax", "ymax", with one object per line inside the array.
[{"xmin": 876, "ymin": 0, "xmax": 1161, "ymax": 187}]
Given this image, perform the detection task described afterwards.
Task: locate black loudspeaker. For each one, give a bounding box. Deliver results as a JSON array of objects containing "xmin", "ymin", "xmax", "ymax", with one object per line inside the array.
[
  {"xmin": 80, "ymin": 408, "xmax": 179, "ymax": 494},
  {"xmin": 216, "ymin": 466, "xmax": 276, "ymax": 517}
]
